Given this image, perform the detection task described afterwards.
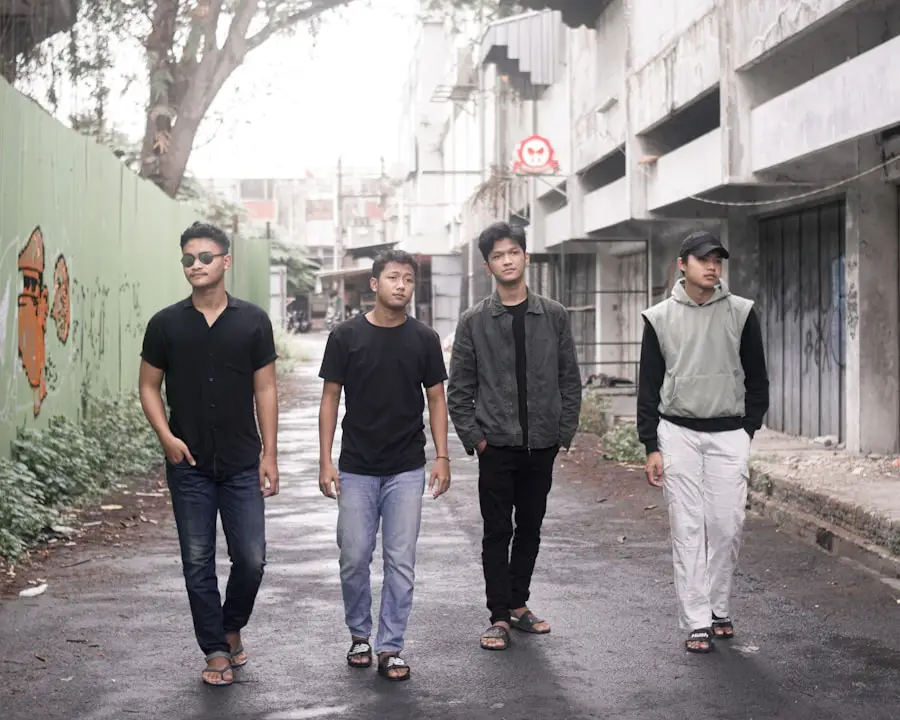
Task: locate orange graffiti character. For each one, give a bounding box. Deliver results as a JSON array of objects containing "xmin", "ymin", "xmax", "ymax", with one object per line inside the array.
[
  {"xmin": 51, "ymin": 255, "xmax": 71, "ymax": 344},
  {"xmin": 18, "ymin": 227, "xmax": 50, "ymax": 416}
]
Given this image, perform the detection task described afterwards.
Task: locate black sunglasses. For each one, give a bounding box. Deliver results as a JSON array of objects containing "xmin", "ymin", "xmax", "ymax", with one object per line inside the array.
[{"xmin": 181, "ymin": 251, "xmax": 226, "ymax": 268}]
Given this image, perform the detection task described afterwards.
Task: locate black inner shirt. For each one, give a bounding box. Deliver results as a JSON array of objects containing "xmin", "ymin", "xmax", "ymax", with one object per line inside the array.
[
  {"xmin": 506, "ymin": 300, "xmax": 529, "ymax": 447},
  {"xmin": 140, "ymin": 295, "xmax": 277, "ymax": 477},
  {"xmin": 319, "ymin": 314, "xmax": 448, "ymax": 476}
]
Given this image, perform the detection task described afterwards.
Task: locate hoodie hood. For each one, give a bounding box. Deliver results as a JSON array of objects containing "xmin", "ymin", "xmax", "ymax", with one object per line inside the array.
[{"xmin": 671, "ymin": 278, "xmax": 731, "ymax": 307}]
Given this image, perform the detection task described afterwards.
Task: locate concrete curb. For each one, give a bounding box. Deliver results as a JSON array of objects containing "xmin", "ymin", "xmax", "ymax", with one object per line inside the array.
[{"xmin": 748, "ymin": 463, "xmax": 900, "ymax": 579}]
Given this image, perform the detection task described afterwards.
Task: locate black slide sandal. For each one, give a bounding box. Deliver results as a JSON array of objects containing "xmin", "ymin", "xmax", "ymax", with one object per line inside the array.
[
  {"xmin": 712, "ymin": 614, "xmax": 735, "ymax": 640},
  {"xmin": 685, "ymin": 628, "xmax": 714, "ymax": 654},
  {"xmin": 347, "ymin": 640, "xmax": 373, "ymax": 668},
  {"xmin": 480, "ymin": 624, "xmax": 511, "ymax": 650},
  {"xmin": 377, "ymin": 654, "xmax": 411, "ymax": 681}
]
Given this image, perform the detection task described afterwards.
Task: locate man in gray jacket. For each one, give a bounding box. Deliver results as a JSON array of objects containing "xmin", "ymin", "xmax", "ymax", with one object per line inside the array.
[
  {"xmin": 638, "ymin": 230, "xmax": 769, "ymax": 654},
  {"xmin": 448, "ymin": 222, "xmax": 582, "ymax": 652}
]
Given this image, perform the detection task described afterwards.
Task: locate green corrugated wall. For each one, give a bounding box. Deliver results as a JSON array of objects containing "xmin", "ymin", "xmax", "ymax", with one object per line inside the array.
[{"xmin": 0, "ymin": 76, "xmax": 270, "ymax": 459}]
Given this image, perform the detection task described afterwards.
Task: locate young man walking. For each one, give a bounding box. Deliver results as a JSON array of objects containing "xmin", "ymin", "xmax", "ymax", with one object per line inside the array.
[
  {"xmin": 318, "ymin": 249, "xmax": 451, "ymax": 682},
  {"xmin": 139, "ymin": 221, "xmax": 279, "ymax": 686},
  {"xmin": 637, "ymin": 230, "xmax": 769, "ymax": 654},
  {"xmin": 447, "ymin": 222, "xmax": 582, "ymax": 652}
]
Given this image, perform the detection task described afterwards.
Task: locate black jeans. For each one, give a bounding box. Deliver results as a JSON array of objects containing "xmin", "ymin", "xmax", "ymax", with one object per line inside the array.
[
  {"xmin": 167, "ymin": 462, "xmax": 266, "ymax": 656},
  {"xmin": 478, "ymin": 444, "xmax": 558, "ymax": 624}
]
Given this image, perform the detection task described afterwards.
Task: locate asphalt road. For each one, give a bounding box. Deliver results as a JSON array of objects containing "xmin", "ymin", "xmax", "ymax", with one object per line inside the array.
[{"xmin": 1, "ymin": 333, "xmax": 899, "ymax": 720}]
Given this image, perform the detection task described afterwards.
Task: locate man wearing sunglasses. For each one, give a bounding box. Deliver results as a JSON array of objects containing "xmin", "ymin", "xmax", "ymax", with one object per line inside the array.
[{"xmin": 138, "ymin": 221, "xmax": 279, "ymax": 687}]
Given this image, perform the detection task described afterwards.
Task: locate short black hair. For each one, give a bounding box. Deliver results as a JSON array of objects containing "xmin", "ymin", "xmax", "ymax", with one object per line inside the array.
[
  {"xmin": 478, "ymin": 222, "xmax": 527, "ymax": 261},
  {"xmin": 372, "ymin": 249, "xmax": 419, "ymax": 279},
  {"xmin": 180, "ymin": 221, "xmax": 230, "ymax": 252}
]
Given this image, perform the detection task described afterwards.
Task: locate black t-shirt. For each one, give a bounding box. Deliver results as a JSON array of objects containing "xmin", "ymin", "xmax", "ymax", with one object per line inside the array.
[
  {"xmin": 319, "ymin": 314, "xmax": 448, "ymax": 476},
  {"xmin": 506, "ymin": 300, "xmax": 528, "ymax": 447},
  {"xmin": 140, "ymin": 294, "xmax": 277, "ymax": 477}
]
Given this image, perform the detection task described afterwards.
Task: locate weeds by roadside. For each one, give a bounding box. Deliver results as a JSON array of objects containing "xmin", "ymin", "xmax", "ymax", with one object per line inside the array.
[
  {"xmin": 0, "ymin": 393, "xmax": 159, "ymax": 562},
  {"xmin": 601, "ymin": 422, "xmax": 646, "ymax": 465},
  {"xmin": 577, "ymin": 389, "xmax": 645, "ymax": 466},
  {"xmin": 275, "ymin": 330, "xmax": 312, "ymax": 373}
]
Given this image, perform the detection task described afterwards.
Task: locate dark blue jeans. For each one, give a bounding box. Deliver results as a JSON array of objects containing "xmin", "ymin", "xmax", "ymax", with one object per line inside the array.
[{"xmin": 167, "ymin": 462, "xmax": 267, "ymax": 656}]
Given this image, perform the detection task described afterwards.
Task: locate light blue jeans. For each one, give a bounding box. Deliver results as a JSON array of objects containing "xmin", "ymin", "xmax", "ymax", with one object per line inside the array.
[{"xmin": 336, "ymin": 467, "xmax": 426, "ymax": 654}]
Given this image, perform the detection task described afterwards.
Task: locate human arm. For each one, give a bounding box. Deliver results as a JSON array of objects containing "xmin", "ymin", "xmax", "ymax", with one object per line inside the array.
[
  {"xmin": 637, "ymin": 318, "xmax": 665, "ymax": 487},
  {"xmin": 137, "ymin": 316, "xmax": 194, "ymax": 465},
  {"xmin": 251, "ymin": 312, "xmax": 279, "ymax": 496},
  {"xmin": 317, "ymin": 331, "xmax": 346, "ymax": 498},
  {"xmin": 424, "ymin": 330, "xmax": 451, "ymax": 497},
  {"xmin": 557, "ymin": 309, "xmax": 583, "ymax": 450},
  {"xmin": 447, "ymin": 315, "xmax": 484, "ymax": 455},
  {"xmin": 740, "ymin": 307, "xmax": 770, "ymax": 437}
]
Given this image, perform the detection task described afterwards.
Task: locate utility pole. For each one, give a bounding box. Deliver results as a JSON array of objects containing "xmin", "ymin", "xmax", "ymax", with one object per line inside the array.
[
  {"xmin": 380, "ymin": 155, "xmax": 388, "ymax": 245},
  {"xmin": 335, "ymin": 156, "xmax": 345, "ymax": 319},
  {"xmin": 334, "ymin": 157, "xmax": 343, "ymax": 271}
]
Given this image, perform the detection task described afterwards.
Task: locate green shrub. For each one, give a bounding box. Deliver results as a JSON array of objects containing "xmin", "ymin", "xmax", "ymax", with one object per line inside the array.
[
  {"xmin": 0, "ymin": 459, "xmax": 57, "ymax": 560},
  {"xmin": 601, "ymin": 421, "xmax": 646, "ymax": 465},
  {"xmin": 579, "ymin": 389, "xmax": 610, "ymax": 436},
  {"xmin": 274, "ymin": 329, "xmax": 311, "ymax": 373},
  {"xmin": 0, "ymin": 390, "xmax": 162, "ymax": 562}
]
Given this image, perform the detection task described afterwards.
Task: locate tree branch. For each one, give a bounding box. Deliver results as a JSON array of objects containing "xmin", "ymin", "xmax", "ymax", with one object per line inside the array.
[{"xmin": 245, "ymin": 0, "xmax": 353, "ymax": 53}]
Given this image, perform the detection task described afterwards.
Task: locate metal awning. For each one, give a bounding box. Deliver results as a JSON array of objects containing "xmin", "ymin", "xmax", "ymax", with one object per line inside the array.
[
  {"xmin": 517, "ymin": 0, "xmax": 610, "ymax": 29},
  {"xmin": 346, "ymin": 241, "xmax": 397, "ymax": 261},
  {"xmin": 480, "ymin": 10, "xmax": 563, "ymax": 87},
  {"xmin": 316, "ymin": 266, "xmax": 371, "ymax": 280}
]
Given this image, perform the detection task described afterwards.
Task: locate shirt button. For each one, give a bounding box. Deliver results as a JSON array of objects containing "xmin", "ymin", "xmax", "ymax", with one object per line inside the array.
[{"xmin": 208, "ymin": 377, "xmax": 214, "ymax": 382}]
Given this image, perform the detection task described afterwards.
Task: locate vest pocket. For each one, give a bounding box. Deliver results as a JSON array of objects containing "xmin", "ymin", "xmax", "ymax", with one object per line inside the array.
[{"xmin": 666, "ymin": 374, "xmax": 741, "ymax": 418}]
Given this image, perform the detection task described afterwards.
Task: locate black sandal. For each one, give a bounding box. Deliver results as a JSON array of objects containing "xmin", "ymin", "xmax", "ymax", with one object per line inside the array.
[
  {"xmin": 202, "ymin": 651, "xmax": 235, "ymax": 686},
  {"xmin": 480, "ymin": 624, "xmax": 511, "ymax": 651},
  {"xmin": 685, "ymin": 628, "xmax": 714, "ymax": 654},
  {"xmin": 712, "ymin": 614, "xmax": 735, "ymax": 640},
  {"xmin": 510, "ymin": 610, "xmax": 551, "ymax": 634},
  {"xmin": 377, "ymin": 654, "xmax": 411, "ymax": 681},
  {"xmin": 347, "ymin": 639, "xmax": 373, "ymax": 668}
]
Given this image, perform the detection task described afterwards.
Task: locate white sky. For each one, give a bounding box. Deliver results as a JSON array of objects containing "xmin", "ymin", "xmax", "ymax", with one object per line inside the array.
[
  {"xmin": 189, "ymin": 1, "xmax": 420, "ymax": 178},
  {"xmin": 190, "ymin": 0, "xmax": 416, "ymax": 178},
  {"xmin": 28, "ymin": 1, "xmax": 421, "ymax": 180}
]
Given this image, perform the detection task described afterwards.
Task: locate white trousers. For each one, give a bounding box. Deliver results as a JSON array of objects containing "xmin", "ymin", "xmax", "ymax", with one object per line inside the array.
[{"xmin": 657, "ymin": 419, "xmax": 751, "ymax": 631}]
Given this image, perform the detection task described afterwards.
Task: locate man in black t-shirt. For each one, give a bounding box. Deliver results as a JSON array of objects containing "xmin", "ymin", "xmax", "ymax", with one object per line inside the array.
[
  {"xmin": 138, "ymin": 222, "xmax": 279, "ymax": 688},
  {"xmin": 448, "ymin": 222, "xmax": 582, "ymax": 652},
  {"xmin": 318, "ymin": 249, "xmax": 450, "ymax": 682}
]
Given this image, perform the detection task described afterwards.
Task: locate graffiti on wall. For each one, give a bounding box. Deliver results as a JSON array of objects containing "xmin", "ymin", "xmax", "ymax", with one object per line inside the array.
[{"xmin": 17, "ymin": 227, "xmax": 71, "ymax": 416}]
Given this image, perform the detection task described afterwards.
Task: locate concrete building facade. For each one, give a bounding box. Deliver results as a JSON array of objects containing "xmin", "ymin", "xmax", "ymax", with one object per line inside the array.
[{"xmin": 400, "ymin": 0, "xmax": 900, "ymax": 453}]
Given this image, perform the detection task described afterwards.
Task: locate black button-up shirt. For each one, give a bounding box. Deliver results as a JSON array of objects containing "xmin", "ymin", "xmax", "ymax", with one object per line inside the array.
[{"xmin": 140, "ymin": 294, "xmax": 277, "ymax": 477}]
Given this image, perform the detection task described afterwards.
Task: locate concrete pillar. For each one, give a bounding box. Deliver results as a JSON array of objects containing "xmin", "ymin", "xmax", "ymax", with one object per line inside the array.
[
  {"xmin": 844, "ymin": 137, "xmax": 900, "ymax": 453},
  {"xmin": 718, "ymin": 0, "xmax": 759, "ymax": 184}
]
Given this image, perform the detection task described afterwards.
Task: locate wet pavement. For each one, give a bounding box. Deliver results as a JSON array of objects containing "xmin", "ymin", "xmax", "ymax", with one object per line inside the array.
[{"xmin": 1, "ymin": 332, "xmax": 900, "ymax": 719}]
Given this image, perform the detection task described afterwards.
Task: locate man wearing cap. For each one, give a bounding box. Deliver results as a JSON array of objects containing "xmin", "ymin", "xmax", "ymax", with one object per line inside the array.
[{"xmin": 637, "ymin": 230, "xmax": 769, "ymax": 654}]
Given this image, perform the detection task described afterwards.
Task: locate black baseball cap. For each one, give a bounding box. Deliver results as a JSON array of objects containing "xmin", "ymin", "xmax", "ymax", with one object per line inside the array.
[{"xmin": 679, "ymin": 231, "xmax": 729, "ymax": 260}]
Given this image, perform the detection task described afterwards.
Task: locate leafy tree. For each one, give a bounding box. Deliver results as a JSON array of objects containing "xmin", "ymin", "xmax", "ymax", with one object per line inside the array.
[{"xmin": 270, "ymin": 234, "xmax": 320, "ymax": 295}]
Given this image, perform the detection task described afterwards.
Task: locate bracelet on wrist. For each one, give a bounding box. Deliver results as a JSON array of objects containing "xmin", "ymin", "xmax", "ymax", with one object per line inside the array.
[{"xmin": 435, "ymin": 455, "xmax": 450, "ymax": 462}]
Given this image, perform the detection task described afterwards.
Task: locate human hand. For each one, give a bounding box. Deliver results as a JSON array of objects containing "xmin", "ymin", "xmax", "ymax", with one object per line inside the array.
[
  {"xmin": 428, "ymin": 458, "xmax": 451, "ymax": 498},
  {"xmin": 319, "ymin": 461, "xmax": 341, "ymax": 499},
  {"xmin": 162, "ymin": 435, "xmax": 195, "ymax": 466},
  {"xmin": 259, "ymin": 454, "xmax": 280, "ymax": 497},
  {"xmin": 476, "ymin": 440, "xmax": 488, "ymax": 455},
  {"xmin": 646, "ymin": 452, "xmax": 664, "ymax": 488}
]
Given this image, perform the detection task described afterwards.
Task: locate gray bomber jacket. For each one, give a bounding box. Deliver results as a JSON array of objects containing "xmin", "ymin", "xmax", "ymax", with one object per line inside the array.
[{"xmin": 447, "ymin": 289, "xmax": 583, "ymax": 455}]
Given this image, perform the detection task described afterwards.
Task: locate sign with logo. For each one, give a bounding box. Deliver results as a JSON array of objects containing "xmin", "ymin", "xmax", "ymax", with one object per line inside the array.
[{"xmin": 512, "ymin": 134, "xmax": 560, "ymax": 174}]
